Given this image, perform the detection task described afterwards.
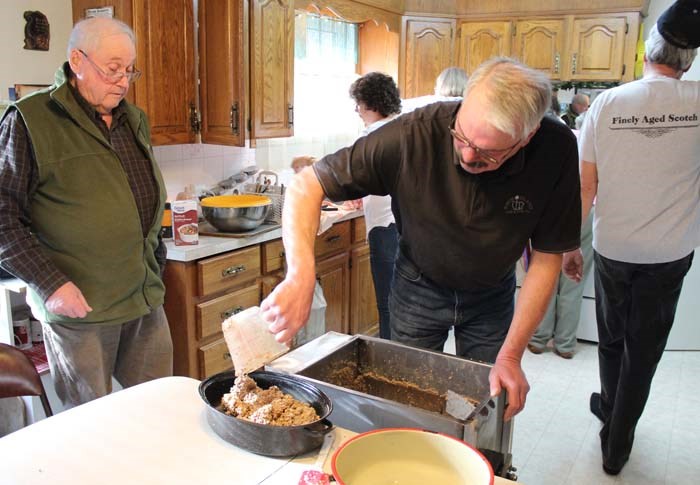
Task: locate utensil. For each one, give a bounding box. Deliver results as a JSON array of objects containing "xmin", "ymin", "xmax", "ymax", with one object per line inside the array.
[
  {"xmin": 445, "ymin": 389, "xmax": 492, "ymax": 421},
  {"xmin": 331, "ymin": 428, "xmax": 494, "ymax": 485},
  {"xmin": 199, "ymin": 370, "xmax": 334, "ymax": 457},
  {"xmin": 200, "ymin": 195, "xmax": 271, "ymax": 232}
]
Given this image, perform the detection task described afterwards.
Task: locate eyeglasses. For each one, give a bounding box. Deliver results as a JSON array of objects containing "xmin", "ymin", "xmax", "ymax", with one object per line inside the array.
[
  {"xmin": 450, "ymin": 123, "xmax": 521, "ymax": 165},
  {"xmin": 79, "ymin": 49, "xmax": 141, "ymax": 84}
]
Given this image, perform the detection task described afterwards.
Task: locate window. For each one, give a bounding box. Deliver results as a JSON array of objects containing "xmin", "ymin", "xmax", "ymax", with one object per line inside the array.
[{"xmin": 255, "ymin": 12, "xmax": 362, "ymax": 172}]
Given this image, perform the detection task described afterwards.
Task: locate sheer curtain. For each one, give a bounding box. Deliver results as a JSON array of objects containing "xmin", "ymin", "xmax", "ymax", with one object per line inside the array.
[{"xmin": 255, "ymin": 12, "xmax": 362, "ymax": 175}]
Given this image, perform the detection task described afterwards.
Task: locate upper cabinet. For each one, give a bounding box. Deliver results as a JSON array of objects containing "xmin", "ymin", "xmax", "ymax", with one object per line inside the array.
[
  {"xmin": 199, "ymin": 0, "xmax": 246, "ymax": 146},
  {"xmin": 250, "ymin": 0, "xmax": 295, "ymax": 139},
  {"xmin": 400, "ymin": 17, "xmax": 456, "ymax": 98},
  {"xmin": 456, "ymin": 13, "xmax": 639, "ymax": 83},
  {"xmin": 457, "ymin": 21, "xmax": 512, "ymax": 76},
  {"xmin": 567, "ymin": 16, "xmax": 628, "ymax": 81},
  {"xmin": 513, "ymin": 19, "xmax": 566, "ymax": 80},
  {"xmin": 73, "ymin": 0, "xmax": 295, "ymax": 146},
  {"xmin": 133, "ymin": 1, "xmax": 197, "ymax": 145}
]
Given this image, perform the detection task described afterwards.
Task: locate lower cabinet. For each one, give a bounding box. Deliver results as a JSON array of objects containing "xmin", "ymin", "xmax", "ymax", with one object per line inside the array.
[{"xmin": 164, "ymin": 217, "xmax": 379, "ymax": 379}]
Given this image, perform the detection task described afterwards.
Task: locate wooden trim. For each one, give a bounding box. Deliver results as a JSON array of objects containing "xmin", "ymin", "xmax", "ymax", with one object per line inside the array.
[{"xmin": 296, "ymin": 0, "xmax": 401, "ymax": 32}]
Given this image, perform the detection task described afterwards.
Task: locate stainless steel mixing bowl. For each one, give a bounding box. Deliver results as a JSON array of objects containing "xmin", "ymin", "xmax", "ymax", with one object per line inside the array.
[{"xmin": 201, "ymin": 203, "xmax": 271, "ymax": 232}]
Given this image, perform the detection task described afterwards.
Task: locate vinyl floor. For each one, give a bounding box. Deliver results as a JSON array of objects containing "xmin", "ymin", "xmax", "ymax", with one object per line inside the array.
[{"xmin": 443, "ymin": 336, "xmax": 700, "ymax": 484}]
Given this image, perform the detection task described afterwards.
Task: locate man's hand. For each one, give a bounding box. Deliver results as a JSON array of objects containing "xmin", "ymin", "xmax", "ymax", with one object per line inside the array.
[
  {"xmin": 562, "ymin": 249, "xmax": 584, "ymax": 282},
  {"xmin": 489, "ymin": 355, "xmax": 530, "ymax": 421},
  {"xmin": 261, "ymin": 276, "xmax": 315, "ymax": 344},
  {"xmin": 46, "ymin": 282, "xmax": 92, "ymax": 318}
]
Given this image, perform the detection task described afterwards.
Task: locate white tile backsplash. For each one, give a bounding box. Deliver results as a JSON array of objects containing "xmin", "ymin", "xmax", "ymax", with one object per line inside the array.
[{"xmin": 153, "ymin": 143, "xmax": 257, "ymax": 201}]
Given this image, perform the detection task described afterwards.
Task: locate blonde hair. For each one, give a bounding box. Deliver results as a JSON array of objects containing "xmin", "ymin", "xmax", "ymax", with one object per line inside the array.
[{"xmin": 464, "ymin": 57, "xmax": 551, "ymax": 139}]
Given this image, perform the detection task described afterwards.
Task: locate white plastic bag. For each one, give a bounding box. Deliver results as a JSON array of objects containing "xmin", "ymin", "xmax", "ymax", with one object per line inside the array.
[
  {"xmin": 293, "ymin": 281, "xmax": 327, "ymax": 347},
  {"xmin": 221, "ymin": 306, "xmax": 288, "ymax": 375}
]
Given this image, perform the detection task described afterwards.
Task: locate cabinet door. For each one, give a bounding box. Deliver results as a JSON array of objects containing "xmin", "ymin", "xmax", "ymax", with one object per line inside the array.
[
  {"xmin": 457, "ymin": 21, "xmax": 512, "ymax": 75},
  {"xmin": 199, "ymin": 0, "xmax": 245, "ymax": 146},
  {"xmin": 317, "ymin": 252, "xmax": 350, "ymax": 335},
  {"xmin": 402, "ymin": 18, "xmax": 456, "ymax": 98},
  {"xmin": 132, "ymin": 0, "xmax": 197, "ymax": 145},
  {"xmin": 350, "ymin": 245, "xmax": 379, "ymax": 336},
  {"xmin": 250, "ymin": 0, "xmax": 294, "ymax": 139},
  {"xmin": 513, "ymin": 19, "xmax": 565, "ymax": 80},
  {"xmin": 568, "ymin": 17, "xmax": 627, "ymax": 81}
]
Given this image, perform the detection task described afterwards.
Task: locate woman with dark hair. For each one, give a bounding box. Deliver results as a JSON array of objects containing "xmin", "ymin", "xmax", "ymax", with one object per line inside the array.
[{"xmin": 348, "ymin": 72, "xmax": 401, "ymax": 340}]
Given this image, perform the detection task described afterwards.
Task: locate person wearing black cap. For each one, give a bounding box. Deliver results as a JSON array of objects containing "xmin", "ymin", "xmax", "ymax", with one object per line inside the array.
[{"xmin": 563, "ymin": 3, "xmax": 700, "ymax": 475}]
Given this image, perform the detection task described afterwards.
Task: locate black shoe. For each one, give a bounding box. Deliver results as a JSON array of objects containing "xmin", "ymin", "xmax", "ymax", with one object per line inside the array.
[
  {"xmin": 602, "ymin": 463, "xmax": 623, "ymax": 475},
  {"xmin": 590, "ymin": 392, "xmax": 606, "ymax": 423}
]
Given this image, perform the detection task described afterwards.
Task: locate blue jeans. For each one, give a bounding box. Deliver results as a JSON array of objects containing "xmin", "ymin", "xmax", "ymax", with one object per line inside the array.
[
  {"xmin": 368, "ymin": 224, "xmax": 399, "ymax": 340},
  {"xmin": 389, "ymin": 250, "xmax": 515, "ymax": 363}
]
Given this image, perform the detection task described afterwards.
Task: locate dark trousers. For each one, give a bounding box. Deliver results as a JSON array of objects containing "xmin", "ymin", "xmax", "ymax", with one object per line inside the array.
[
  {"xmin": 368, "ymin": 224, "xmax": 399, "ymax": 340},
  {"xmin": 389, "ymin": 250, "xmax": 515, "ymax": 363},
  {"xmin": 593, "ymin": 250, "xmax": 693, "ymax": 470}
]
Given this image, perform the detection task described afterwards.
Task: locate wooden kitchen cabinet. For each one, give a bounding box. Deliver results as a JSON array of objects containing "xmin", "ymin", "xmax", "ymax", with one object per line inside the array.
[
  {"xmin": 164, "ymin": 217, "xmax": 376, "ymax": 379},
  {"xmin": 400, "ymin": 17, "xmax": 456, "ymax": 98},
  {"xmin": 457, "ymin": 21, "xmax": 513, "ymax": 76},
  {"xmin": 567, "ymin": 15, "xmax": 629, "ymax": 81},
  {"xmin": 250, "ymin": 0, "xmax": 295, "ymax": 139},
  {"xmin": 316, "ymin": 252, "xmax": 350, "ymax": 335},
  {"xmin": 198, "ymin": 0, "xmax": 246, "ymax": 146},
  {"xmin": 71, "ymin": 0, "xmax": 197, "ymax": 146},
  {"xmin": 513, "ymin": 19, "xmax": 566, "ymax": 80}
]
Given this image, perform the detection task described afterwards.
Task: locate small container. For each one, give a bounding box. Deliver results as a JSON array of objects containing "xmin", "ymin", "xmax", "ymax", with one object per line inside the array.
[
  {"xmin": 13, "ymin": 318, "xmax": 32, "ymax": 350},
  {"xmin": 30, "ymin": 319, "xmax": 43, "ymax": 343},
  {"xmin": 172, "ymin": 200, "xmax": 198, "ymax": 246},
  {"xmin": 160, "ymin": 202, "xmax": 173, "ymax": 239},
  {"xmin": 221, "ymin": 306, "xmax": 288, "ymax": 375}
]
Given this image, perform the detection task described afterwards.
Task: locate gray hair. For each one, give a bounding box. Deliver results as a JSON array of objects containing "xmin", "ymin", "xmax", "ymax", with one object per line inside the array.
[
  {"xmin": 464, "ymin": 57, "xmax": 551, "ymax": 139},
  {"xmin": 645, "ymin": 24, "xmax": 697, "ymax": 72},
  {"xmin": 67, "ymin": 17, "xmax": 136, "ymax": 58},
  {"xmin": 435, "ymin": 67, "xmax": 468, "ymax": 97}
]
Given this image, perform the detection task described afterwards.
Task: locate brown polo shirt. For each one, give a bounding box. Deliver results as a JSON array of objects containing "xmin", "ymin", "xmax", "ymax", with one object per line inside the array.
[{"xmin": 313, "ymin": 101, "xmax": 581, "ymax": 290}]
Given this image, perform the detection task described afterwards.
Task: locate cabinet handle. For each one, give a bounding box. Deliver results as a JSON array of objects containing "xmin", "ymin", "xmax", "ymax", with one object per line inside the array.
[
  {"xmin": 223, "ymin": 352, "xmax": 231, "ymax": 360},
  {"xmin": 554, "ymin": 53, "xmax": 560, "ymax": 74},
  {"xmin": 287, "ymin": 104, "xmax": 294, "ymax": 127},
  {"xmin": 571, "ymin": 53, "xmax": 578, "ymax": 75},
  {"xmin": 220, "ymin": 306, "xmax": 244, "ymax": 320},
  {"xmin": 325, "ymin": 235, "xmax": 341, "ymax": 243},
  {"xmin": 189, "ymin": 102, "xmax": 201, "ymax": 134},
  {"xmin": 222, "ymin": 264, "xmax": 246, "ymax": 277},
  {"xmin": 230, "ymin": 102, "xmax": 239, "ymax": 135}
]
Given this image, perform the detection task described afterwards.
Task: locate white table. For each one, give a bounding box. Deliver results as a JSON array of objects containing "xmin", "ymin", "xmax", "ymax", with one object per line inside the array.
[{"xmin": 0, "ymin": 376, "xmax": 520, "ymax": 484}]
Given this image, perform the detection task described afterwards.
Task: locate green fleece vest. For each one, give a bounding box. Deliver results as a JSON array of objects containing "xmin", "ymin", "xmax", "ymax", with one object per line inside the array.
[{"xmin": 4, "ymin": 65, "xmax": 166, "ymax": 325}]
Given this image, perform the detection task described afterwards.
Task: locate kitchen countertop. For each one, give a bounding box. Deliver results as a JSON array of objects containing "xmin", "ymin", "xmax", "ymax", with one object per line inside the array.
[
  {"xmin": 165, "ymin": 208, "xmax": 362, "ymax": 262},
  {"xmin": 0, "ymin": 376, "xmax": 521, "ymax": 484}
]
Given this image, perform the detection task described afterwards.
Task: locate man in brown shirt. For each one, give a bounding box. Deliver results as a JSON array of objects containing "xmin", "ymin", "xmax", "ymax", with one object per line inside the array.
[{"xmin": 261, "ymin": 58, "xmax": 580, "ymax": 421}]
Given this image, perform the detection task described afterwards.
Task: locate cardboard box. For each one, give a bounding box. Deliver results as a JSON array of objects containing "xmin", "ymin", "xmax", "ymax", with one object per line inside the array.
[{"xmin": 172, "ymin": 200, "xmax": 199, "ymax": 246}]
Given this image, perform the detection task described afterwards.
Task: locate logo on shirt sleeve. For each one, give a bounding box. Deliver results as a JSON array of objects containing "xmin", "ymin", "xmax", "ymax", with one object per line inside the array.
[{"xmin": 504, "ymin": 195, "xmax": 533, "ymax": 215}]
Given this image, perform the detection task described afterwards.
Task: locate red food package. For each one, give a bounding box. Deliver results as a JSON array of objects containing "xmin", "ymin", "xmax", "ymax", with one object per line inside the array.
[{"xmin": 298, "ymin": 470, "xmax": 331, "ymax": 485}]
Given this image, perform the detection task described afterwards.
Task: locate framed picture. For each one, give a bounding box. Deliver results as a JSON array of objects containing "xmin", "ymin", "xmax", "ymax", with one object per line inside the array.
[{"xmin": 13, "ymin": 84, "xmax": 50, "ymax": 100}]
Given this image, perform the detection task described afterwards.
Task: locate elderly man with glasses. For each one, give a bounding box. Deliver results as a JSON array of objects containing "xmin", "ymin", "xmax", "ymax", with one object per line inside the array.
[
  {"xmin": 262, "ymin": 57, "xmax": 580, "ymax": 420},
  {"xmin": 0, "ymin": 17, "xmax": 172, "ymax": 408}
]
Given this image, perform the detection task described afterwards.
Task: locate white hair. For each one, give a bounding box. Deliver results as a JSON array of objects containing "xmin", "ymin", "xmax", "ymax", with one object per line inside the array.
[
  {"xmin": 67, "ymin": 17, "xmax": 136, "ymax": 58},
  {"xmin": 435, "ymin": 67, "xmax": 468, "ymax": 97},
  {"xmin": 464, "ymin": 57, "xmax": 551, "ymax": 139},
  {"xmin": 645, "ymin": 24, "xmax": 697, "ymax": 72}
]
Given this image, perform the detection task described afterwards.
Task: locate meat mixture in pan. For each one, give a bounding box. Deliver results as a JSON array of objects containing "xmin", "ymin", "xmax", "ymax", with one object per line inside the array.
[{"xmin": 221, "ymin": 375, "xmax": 319, "ymax": 426}]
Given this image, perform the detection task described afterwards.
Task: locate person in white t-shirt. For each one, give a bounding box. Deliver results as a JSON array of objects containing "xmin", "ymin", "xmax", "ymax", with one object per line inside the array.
[
  {"xmin": 349, "ymin": 72, "xmax": 402, "ymax": 339},
  {"xmin": 564, "ymin": 16, "xmax": 700, "ymax": 475}
]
